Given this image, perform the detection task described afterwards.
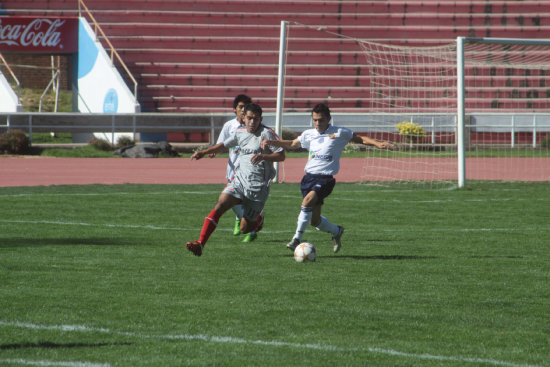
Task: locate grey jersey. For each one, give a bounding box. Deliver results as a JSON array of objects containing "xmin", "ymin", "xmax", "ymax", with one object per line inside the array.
[{"xmin": 223, "ymin": 124, "xmax": 282, "ymax": 201}]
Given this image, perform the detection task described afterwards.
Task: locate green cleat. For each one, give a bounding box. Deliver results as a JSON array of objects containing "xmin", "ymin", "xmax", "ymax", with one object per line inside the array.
[
  {"xmin": 242, "ymin": 233, "xmax": 257, "ymax": 243},
  {"xmin": 233, "ymin": 219, "xmax": 241, "ymax": 236}
]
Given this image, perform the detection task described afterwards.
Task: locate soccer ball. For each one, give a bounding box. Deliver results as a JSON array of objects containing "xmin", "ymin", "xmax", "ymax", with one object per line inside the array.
[{"xmin": 294, "ymin": 242, "xmax": 317, "ymax": 263}]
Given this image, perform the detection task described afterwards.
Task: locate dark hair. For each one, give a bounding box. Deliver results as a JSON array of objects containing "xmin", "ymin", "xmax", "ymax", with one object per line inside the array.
[
  {"xmin": 233, "ymin": 94, "xmax": 252, "ymax": 109},
  {"xmin": 244, "ymin": 103, "xmax": 263, "ymax": 117},
  {"xmin": 312, "ymin": 103, "xmax": 331, "ymax": 120}
]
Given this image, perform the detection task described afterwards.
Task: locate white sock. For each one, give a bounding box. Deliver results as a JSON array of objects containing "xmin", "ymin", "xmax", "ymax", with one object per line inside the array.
[
  {"xmin": 294, "ymin": 206, "xmax": 313, "ymax": 241},
  {"xmin": 315, "ymin": 216, "xmax": 339, "ymax": 236},
  {"xmin": 232, "ymin": 204, "xmax": 244, "ymax": 220}
]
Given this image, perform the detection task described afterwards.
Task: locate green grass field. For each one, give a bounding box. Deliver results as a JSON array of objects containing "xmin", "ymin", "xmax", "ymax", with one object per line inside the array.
[{"xmin": 0, "ymin": 182, "xmax": 548, "ymax": 367}]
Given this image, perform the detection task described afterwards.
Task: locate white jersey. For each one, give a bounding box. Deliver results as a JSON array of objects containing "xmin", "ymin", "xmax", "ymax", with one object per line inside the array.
[
  {"xmin": 224, "ymin": 124, "xmax": 283, "ymax": 202},
  {"xmin": 216, "ymin": 117, "xmax": 242, "ymax": 181},
  {"xmin": 298, "ymin": 125, "xmax": 354, "ymax": 176}
]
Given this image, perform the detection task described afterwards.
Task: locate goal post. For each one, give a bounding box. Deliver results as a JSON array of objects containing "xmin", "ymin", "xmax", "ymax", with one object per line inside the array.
[
  {"xmin": 457, "ymin": 36, "xmax": 550, "ymax": 187},
  {"xmin": 457, "ymin": 37, "xmax": 550, "ymax": 187},
  {"xmin": 275, "ymin": 22, "xmax": 550, "ymax": 187}
]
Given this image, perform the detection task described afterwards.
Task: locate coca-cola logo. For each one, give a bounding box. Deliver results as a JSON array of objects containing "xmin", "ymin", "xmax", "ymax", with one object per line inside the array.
[{"xmin": 0, "ymin": 18, "xmax": 66, "ymax": 49}]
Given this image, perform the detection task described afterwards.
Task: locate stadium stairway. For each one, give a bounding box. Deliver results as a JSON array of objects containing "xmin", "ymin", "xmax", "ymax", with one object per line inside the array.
[{"xmin": 2, "ymin": 0, "xmax": 550, "ymax": 113}]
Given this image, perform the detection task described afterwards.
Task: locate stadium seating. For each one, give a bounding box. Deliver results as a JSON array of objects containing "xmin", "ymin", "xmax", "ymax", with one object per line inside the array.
[{"xmin": 2, "ymin": 0, "xmax": 550, "ymax": 113}]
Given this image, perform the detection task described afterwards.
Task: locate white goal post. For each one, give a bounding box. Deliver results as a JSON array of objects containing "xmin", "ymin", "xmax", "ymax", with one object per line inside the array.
[
  {"xmin": 457, "ymin": 36, "xmax": 550, "ymax": 187},
  {"xmin": 275, "ymin": 22, "xmax": 550, "ymax": 187}
]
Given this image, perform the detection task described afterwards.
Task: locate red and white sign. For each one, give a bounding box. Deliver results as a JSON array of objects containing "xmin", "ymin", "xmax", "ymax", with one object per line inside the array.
[{"xmin": 0, "ymin": 16, "xmax": 78, "ymax": 53}]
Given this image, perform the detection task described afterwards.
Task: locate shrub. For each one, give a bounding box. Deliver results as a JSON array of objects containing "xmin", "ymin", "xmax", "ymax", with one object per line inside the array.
[
  {"xmin": 343, "ymin": 143, "xmax": 361, "ymax": 154},
  {"xmin": 540, "ymin": 134, "xmax": 550, "ymax": 148},
  {"xmin": 281, "ymin": 129, "xmax": 299, "ymax": 140},
  {"xmin": 116, "ymin": 135, "xmax": 135, "ymax": 148},
  {"xmin": 395, "ymin": 121, "xmax": 426, "ymax": 142},
  {"xmin": 0, "ymin": 129, "xmax": 30, "ymax": 154},
  {"xmin": 88, "ymin": 137, "xmax": 113, "ymax": 151}
]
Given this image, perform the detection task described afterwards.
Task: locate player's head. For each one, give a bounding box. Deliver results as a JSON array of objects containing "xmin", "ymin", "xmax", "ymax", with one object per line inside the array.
[
  {"xmin": 233, "ymin": 94, "xmax": 252, "ymax": 122},
  {"xmin": 311, "ymin": 103, "xmax": 331, "ymax": 133},
  {"xmin": 243, "ymin": 103, "xmax": 263, "ymax": 133}
]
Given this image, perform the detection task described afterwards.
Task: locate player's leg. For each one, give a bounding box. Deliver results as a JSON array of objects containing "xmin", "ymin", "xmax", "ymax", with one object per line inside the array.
[
  {"xmin": 186, "ymin": 193, "xmax": 240, "ymax": 256},
  {"xmin": 286, "ymin": 190, "xmax": 318, "ymax": 250},
  {"xmin": 314, "ymin": 210, "xmax": 344, "ymax": 253},
  {"xmin": 239, "ymin": 195, "xmax": 264, "ymax": 234},
  {"xmin": 231, "ymin": 204, "xmax": 244, "ymax": 236},
  {"xmin": 309, "ymin": 181, "xmax": 344, "ymax": 253}
]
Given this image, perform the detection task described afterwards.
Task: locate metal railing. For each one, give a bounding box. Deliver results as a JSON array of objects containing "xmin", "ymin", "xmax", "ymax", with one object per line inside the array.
[
  {"xmin": 0, "ymin": 112, "xmax": 232, "ymax": 145},
  {"xmin": 1, "ymin": 112, "xmax": 549, "ymax": 147}
]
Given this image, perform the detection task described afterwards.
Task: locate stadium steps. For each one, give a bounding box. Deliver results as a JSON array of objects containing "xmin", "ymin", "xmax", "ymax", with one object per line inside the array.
[
  {"xmin": 2, "ymin": 0, "xmax": 550, "ymax": 113},
  {"xmin": 7, "ymin": 0, "xmax": 548, "ymax": 14}
]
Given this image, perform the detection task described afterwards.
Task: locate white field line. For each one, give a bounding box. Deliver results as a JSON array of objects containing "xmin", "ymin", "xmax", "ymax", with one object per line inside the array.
[
  {"xmin": 0, "ymin": 358, "xmax": 110, "ymax": 367},
  {"xmin": 0, "ymin": 219, "xmax": 544, "ymax": 234},
  {"xmin": 1, "ymin": 190, "xmax": 547, "ymax": 204},
  {"xmin": 0, "ymin": 191, "xmax": 222, "ymax": 198},
  {"xmin": 0, "ymin": 321, "xmax": 544, "ymax": 367}
]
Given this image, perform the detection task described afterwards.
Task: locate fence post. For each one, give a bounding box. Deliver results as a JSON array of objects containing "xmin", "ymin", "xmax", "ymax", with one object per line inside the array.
[
  {"xmin": 511, "ymin": 115, "xmax": 515, "ymax": 148},
  {"xmin": 132, "ymin": 115, "xmax": 136, "ymax": 141},
  {"xmin": 431, "ymin": 116, "xmax": 435, "ymax": 145},
  {"xmin": 29, "ymin": 115, "xmax": 33, "ymax": 144},
  {"xmin": 111, "ymin": 115, "xmax": 115, "ymax": 145},
  {"xmin": 533, "ymin": 115, "xmax": 537, "ymax": 148},
  {"xmin": 210, "ymin": 115, "xmax": 215, "ymax": 145}
]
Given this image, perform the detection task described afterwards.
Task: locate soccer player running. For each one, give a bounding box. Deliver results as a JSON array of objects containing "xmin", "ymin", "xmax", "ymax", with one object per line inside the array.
[
  {"xmin": 215, "ymin": 94, "xmax": 260, "ymax": 242},
  {"xmin": 186, "ymin": 103, "xmax": 285, "ymax": 256},
  {"xmin": 261, "ymin": 103, "xmax": 393, "ymax": 253}
]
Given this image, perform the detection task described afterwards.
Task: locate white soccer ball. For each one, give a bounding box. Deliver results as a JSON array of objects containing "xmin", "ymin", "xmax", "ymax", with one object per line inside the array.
[{"xmin": 294, "ymin": 242, "xmax": 317, "ymax": 263}]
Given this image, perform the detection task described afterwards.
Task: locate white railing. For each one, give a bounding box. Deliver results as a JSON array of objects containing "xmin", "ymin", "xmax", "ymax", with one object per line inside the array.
[{"xmin": 1, "ymin": 112, "xmax": 549, "ymax": 147}]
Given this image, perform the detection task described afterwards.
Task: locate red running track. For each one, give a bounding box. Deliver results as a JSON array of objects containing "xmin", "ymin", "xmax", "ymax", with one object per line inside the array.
[
  {"xmin": 0, "ymin": 157, "xmax": 310, "ymax": 186},
  {"xmin": 0, "ymin": 157, "xmax": 548, "ymax": 187}
]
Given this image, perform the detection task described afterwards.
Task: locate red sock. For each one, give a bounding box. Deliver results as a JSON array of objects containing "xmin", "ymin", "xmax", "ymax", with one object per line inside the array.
[
  {"xmin": 252, "ymin": 212, "xmax": 264, "ymax": 232},
  {"xmin": 199, "ymin": 209, "xmax": 222, "ymax": 245}
]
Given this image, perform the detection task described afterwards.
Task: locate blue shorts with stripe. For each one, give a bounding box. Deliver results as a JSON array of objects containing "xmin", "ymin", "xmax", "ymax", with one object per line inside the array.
[{"xmin": 300, "ymin": 173, "xmax": 336, "ymax": 205}]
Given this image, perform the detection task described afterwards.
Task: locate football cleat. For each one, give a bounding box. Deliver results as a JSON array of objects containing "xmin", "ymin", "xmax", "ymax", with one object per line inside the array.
[
  {"xmin": 332, "ymin": 226, "xmax": 344, "ymax": 253},
  {"xmin": 233, "ymin": 219, "xmax": 241, "ymax": 236},
  {"xmin": 286, "ymin": 238, "xmax": 300, "ymax": 251},
  {"xmin": 186, "ymin": 240, "xmax": 203, "ymax": 257},
  {"xmin": 242, "ymin": 232, "xmax": 257, "ymax": 243}
]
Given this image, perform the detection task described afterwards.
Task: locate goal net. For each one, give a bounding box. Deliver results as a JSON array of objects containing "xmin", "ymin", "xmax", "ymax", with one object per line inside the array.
[
  {"xmin": 458, "ymin": 38, "xmax": 550, "ymax": 185},
  {"xmin": 357, "ymin": 40, "xmax": 459, "ymax": 189},
  {"xmin": 277, "ymin": 22, "xmax": 550, "ymax": 187}
]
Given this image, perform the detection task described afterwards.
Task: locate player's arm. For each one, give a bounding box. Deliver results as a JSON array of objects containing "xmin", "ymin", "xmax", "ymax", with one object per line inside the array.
[
  {"xmin": 261, "ymin": 138, "xmax": 301, "ymax": 151},
  {"xmin": 251, "ymin": 150, "xmax": 285, "ymax": 165},
  {"xmin": 210, "ymin": 123, "xmax": 230, "ymax": 157},
  {"xmin": 350, "ymin": 133, "xmax": 394, "ymax": 149},
  {"xmin": 191, "ymin": 142, "xmax": 227, "ymax": 160}
]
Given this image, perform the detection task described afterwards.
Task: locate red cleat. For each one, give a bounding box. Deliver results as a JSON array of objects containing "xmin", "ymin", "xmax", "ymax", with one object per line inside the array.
[{"xmin": 186, "ymin": 240, "xmax": 203, "ymax": 257}]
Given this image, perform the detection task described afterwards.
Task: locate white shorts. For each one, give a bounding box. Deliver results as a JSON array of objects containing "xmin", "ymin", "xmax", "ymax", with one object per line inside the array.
[{"xmin": 223, "ymin": 178, "xmax": 268, "ymax": 221}]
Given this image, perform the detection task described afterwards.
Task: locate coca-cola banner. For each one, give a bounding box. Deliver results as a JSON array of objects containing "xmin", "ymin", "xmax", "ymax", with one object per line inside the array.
[{"xmin": 0, "ymin": 16, "xmax": 78, "ymax": 53}]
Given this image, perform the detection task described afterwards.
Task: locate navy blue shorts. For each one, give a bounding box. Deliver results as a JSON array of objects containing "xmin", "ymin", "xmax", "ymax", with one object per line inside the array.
[{"xmin": 300, "ymin": 173, "xmax": 336, "ymax": 205}]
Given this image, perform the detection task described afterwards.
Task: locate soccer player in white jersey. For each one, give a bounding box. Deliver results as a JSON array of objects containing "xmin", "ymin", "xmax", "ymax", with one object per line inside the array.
[
  {"xmin": 261, "ymin": 103, "xmax": 393, "ymax": 253},
  {"xmin": 186, "ymin": 103, "xmax": 285, "ymax": 256},
  {"xmin": 215, "ymin": 94, "xmax": 260, "ymax": 242}
]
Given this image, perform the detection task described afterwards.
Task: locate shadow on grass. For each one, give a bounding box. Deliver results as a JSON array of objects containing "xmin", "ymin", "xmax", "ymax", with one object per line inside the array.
[
  {"xmin": 0, "ymin": 237, "xmax": 146, "ymax": 248},
  {"xmin": 0, "ymin": 341, "xmax": 133, "ymax": 350},
  {"xmin": 324, "ymin": 255, "xmax": 438, "ymax": 260},
  {"xmin": 280, "ymin": 254, "xmax": 437, "ymax": 260}
]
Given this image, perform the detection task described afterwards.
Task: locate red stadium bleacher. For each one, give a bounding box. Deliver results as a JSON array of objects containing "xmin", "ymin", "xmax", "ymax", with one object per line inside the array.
[{"xmin": 2, "ymin": 0, "xmax": 550, "ymax": 114}]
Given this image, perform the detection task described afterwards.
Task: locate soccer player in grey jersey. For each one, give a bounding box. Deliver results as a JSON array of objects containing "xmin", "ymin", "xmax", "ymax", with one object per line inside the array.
[
  {"xmin": 186, "ymin": 103, "xmax": 285, "ymax": 256},
  {"xmin": 262, "ymin": 103, "xmax": 393, "ymax": 253},
  {"xmin": 215, "ymin": 94, "xmax": 261, "ymax": 242}
]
